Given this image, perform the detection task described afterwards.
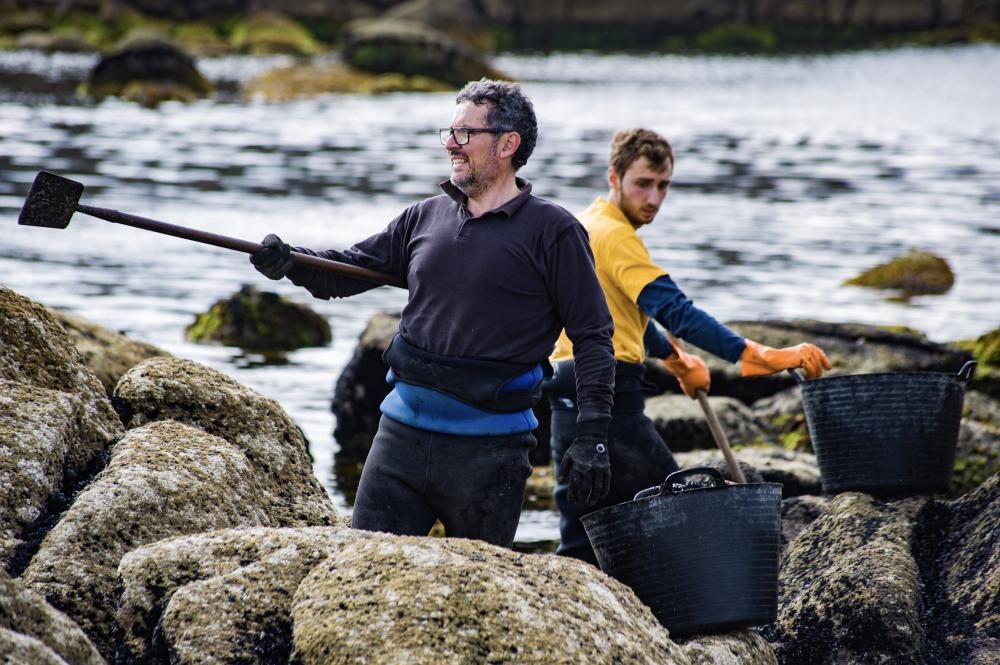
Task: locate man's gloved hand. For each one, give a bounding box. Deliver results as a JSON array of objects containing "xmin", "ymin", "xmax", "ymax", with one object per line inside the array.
[
  {"xmin": 662, "ymin": 346, "xmax": 710, "ymax": 399},
  {"xmin": 250, "ymin": 234, "xmax": 295, "ymax": 280},
  {"xmin": 558, "ymin": 438, "xmax": 610, "ymax": 508},
  {"xmin": 741, "ymin": 339, "xmax": 832, "ymax": 379}
]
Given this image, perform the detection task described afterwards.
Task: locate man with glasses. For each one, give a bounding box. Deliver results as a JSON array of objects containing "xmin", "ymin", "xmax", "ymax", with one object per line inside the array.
[
  {"xmin": 249, "ymin": 79, "xmax": 615, "ymax": 548},
  {"xmin": 546, "ymin": 128, "xmax": 832, "ymax": 565}
]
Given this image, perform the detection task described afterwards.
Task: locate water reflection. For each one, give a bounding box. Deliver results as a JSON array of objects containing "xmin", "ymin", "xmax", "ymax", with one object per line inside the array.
[{"xmin": 1, "ymin": 45, "xmax": 998, "ymax": 545}]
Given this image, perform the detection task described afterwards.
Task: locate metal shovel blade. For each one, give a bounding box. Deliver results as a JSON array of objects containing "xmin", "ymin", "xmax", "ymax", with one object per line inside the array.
[{"xmin": 18, "ymin": 171, "xmax": 83, "ymax": 229}]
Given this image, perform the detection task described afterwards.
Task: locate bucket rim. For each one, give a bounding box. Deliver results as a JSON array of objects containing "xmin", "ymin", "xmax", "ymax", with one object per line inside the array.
[
  {"xmin": 800, "ymin": 368, "xmax": 970, "ymax": 389},
  {"xmin": 580, "ymin": 481, "xmax": 784, "ymax": 525}
]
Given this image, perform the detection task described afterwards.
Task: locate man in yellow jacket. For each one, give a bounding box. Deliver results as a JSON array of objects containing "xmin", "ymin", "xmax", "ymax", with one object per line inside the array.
[{"xmin": 547, "ymin": 128, "xmax": 831, "ymax": 564}]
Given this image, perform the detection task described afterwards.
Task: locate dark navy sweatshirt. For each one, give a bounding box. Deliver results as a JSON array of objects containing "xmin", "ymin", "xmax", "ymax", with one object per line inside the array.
[{"xmin": 285, "ymin": 179, "xmax": 616, "ymax": 437}]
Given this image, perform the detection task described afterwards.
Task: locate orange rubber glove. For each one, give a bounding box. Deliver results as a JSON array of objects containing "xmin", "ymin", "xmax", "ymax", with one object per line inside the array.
[
  {"xmin": 662, "ymin": 346, "xmax": 711, "ymax": 399},
  {"xmin": 741, "ymin": 339, "xmax": 831, "ymax": 379}
]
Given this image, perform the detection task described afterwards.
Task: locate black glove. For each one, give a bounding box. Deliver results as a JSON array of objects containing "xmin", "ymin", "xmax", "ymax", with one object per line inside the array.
[
  {"xmin": 250, "ymin": 234, "xmax": 295, "ymax": 280},
  {"xmin": 558, "ymin": 438, "xmax": 611, "ymax": 508}
]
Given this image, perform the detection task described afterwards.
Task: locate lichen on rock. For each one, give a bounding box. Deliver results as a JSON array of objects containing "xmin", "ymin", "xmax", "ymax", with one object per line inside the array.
[
  {"xmin": 844, "ymin": 249, "xmax": 955, "ymax": 299},
  {"xmin": 112, "ymin": 355, "xmax": 337, "ymax": 527},
  {"xmin": 185, "ymin": 284, "xmax": 331, "ymax": 351},
  {"xmin": 290, "ymin": 536, "xmax": 688, "ymax": 664},
  {"xmin": 21, "ymin": 420, "xmax": 276, "ymax": 658}
]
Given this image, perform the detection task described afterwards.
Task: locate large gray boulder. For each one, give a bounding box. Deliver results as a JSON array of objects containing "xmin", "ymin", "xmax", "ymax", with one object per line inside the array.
[
  {"xmin": 48, "ymin": 307, "xmax": 169, "ymax": 397},
  {"xmin": 332, "ymin": 311, "xmax": 398, "ymax": 461},
  {"xmin": 676, "ymin": 631, "xmax": 777, "ymax": 665},
  {"xmin": 117, "ymin": 526, "xmax": 365, "ymax": 664},
  {"xmin": 21, "ymin": 420, "xmax": 275, "ymax": 658},
  {"xmin": 117, "ymin": 526, "xmax": 776, "ymax": 664},
  {"xmin": 113, "ymin": 355, "xmax": 337, "ymax": 527},
  {"xmin": 84, "ymin": 36, "xmax": 212, "ymax": 106},
  {"xmin": 289, "ymin": 536, "xmax": 692, "ymax": 664},
  {"xmin": 0, "ymin": 567, "xmax": 104, "ymax": 665},
  {"xmin": 675, "ymin": 446, "xmax": 822, "ymax": 497},
  {"xmin": 341, "ymin": 17, "xmax": 506, "ymax": 87},
  {"xmin": 932, "ymin": 473, "xmax": 1000, "ymax": 660},
  {"xmin": 770, "ymin": 492, "xmax": 929, "ymax": 663},
  {"xmin": 0, "ymin": 287, "xmax": 123, "ymax": 569},
  {"xmin": 767, "ymin": 473, "xmax": 1000, "ymax": 663},
  {"xmin": 646, "ymin": 394, "xmax": 770, "ymax": 452}
]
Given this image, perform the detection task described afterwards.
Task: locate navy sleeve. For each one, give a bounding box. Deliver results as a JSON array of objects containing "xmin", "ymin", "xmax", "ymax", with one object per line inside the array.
[
  {"xmin": 637, "ymin": 275, "xmax": 745, "ymax": 363},
  {"xmin": 548, "ymin": 224, "xmax": 615, "ymax": 439},
  {"xmin": 285, "ymin": 210, "xmax": 411, "ymax": 299},
  {"xmin": 643, "ymin": 320, "xmax": 673, "ymax": 359}
]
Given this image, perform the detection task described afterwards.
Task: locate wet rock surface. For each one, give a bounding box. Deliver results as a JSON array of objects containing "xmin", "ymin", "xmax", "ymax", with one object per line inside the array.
[
  {"xmin": 2, "ymin": 286, "xmax": 998, "ymax": 664},
  {"xmin": 185, "ymin": 284, "xmax": 332, "ymax": 351},
  {"xmin": 48, "ymin": 307, "xmax": 169, "ymax": 397},
  {"xmin": 0, "ymin": 567, "xmax": 105, "ymax": 665},
  {"xmin": 341, "ymin": 17, "xmax": 505, "ymax": 87},
  {"xmin": 647, "ymin": 394, "xmax": 769, "ymax": 452},
  {"xmin": 289, "ymin": 536, "xmax": 690, "ymax": 664},
  {"xmin": 767, "ymin": 476, "xmax": 1000, "ymax": 664},
  {"xmin": 845, "ymin": 249, "xmax": 955, "ymax": 299},
  {"xmin": 113, "ymin": 355, "xmax": 337, "ymax": 527},
  {"xmin": 117, "ymin": 527, "xmax": 361, "ymax": 664},
  {"xmin": 331, "ymin": 311, "xmax": 398, "ymax": 461},
  {"xmin": 21, "ymin": 420, "xmax": 276, "ymax": 658},
  {"xmin": 0, "ymin": 287, "xmax": 124, "ymax": 570},
  {"xmin": 84, "ymin": 36, "xmax": 212, "ymax": 105}
]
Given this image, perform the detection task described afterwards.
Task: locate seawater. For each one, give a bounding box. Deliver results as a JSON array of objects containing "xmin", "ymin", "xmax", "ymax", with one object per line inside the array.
[{"xmin": 1, "ymin": 45, "xmax": 998, "ymax": 544}]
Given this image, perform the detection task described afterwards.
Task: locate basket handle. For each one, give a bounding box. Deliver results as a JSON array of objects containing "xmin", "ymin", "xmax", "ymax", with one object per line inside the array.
[
  {"xmin": 632, "ymin": 467, "xmax": 726, "ymax": 500},
  {"xmin": 957, "ymin": 360, "xmax": 977, "ymax": 385},
  {"xmin": 632, "ymin": 467, "xmax": 727, "ymax": 500},
  {"xmin": 787, "ymin": 368, "xmax": 806, "ymax": 384}
]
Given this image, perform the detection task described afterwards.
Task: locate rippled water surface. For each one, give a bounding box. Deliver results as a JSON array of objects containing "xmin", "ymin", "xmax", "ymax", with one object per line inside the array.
[{"xmin": 1, "ymin": 45, "xmax": 998, "ymax": 544}]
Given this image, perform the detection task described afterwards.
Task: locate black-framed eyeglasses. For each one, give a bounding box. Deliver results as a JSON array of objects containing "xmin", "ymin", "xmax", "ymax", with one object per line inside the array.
[{"xmin": 439, "ymin": 127, "xmax": 506, "ymax": 146}]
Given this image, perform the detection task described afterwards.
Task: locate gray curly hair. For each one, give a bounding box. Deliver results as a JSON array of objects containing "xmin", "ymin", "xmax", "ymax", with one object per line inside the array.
[{"xmin": 456, "ymin": 79, "xmax": 537, "ymax": 171}]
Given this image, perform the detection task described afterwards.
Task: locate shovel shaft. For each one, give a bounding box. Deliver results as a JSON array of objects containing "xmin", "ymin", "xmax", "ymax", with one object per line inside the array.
[
  {"xmin": 76, "ymin": 204, "xmax": 406, "ymax": 289},
  {"xmin": 696, "ymin": 390, "xmax": 747, "ymax": 484}
]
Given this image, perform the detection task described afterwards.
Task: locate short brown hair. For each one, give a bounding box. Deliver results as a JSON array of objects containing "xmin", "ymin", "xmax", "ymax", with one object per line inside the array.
[{"xmin": 609, "ymin": 128, "xmax": 673, "ymax": 179}]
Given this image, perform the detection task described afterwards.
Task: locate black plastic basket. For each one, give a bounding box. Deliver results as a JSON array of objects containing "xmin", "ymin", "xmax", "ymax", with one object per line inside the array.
[
  {"xmin": 799, "ymin": 361, "xmax": 976, "ymax": 495},
  {"xmin": 580, "ymin": 468, "xmax": 782, "ymax": 637}
]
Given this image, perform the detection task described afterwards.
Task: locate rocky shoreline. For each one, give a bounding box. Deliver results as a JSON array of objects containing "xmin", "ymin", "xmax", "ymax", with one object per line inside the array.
[{"xmin": 2, "ymin": 284, "xmax": 999, "ymax": 663}]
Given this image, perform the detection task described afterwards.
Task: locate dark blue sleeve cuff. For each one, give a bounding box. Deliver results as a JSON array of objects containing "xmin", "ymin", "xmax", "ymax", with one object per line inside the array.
[
  {"xmin": 637, "ymin": 275, "xmax": 745, "ymax": 363},
  {"xmin": 643, "ymin": 320, "xmax": 673, "ymax": 359}
]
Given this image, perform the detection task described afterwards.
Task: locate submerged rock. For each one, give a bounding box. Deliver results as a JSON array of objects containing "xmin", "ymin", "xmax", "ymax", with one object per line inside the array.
[
  {"xmin": 341, "ymin": 17, "xmax": 506, "ymax": 87},
  {"xmin": 844, "ymin": 249, "xmax": 955, "ymax": 299},
  {"xmin": 83, "ymin": 36, "xmax": 212, "ymax": 106},
  {"xmin": 185, "ymin": 284, "xmax": 331, "ymax": 351},
  {"xmin": 229, "ymin": 10, "xmax": 320, "ymax": 55},
  {"xmin": 244, "ymin": 63, "xmax": 451, "ymax": 101}
]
